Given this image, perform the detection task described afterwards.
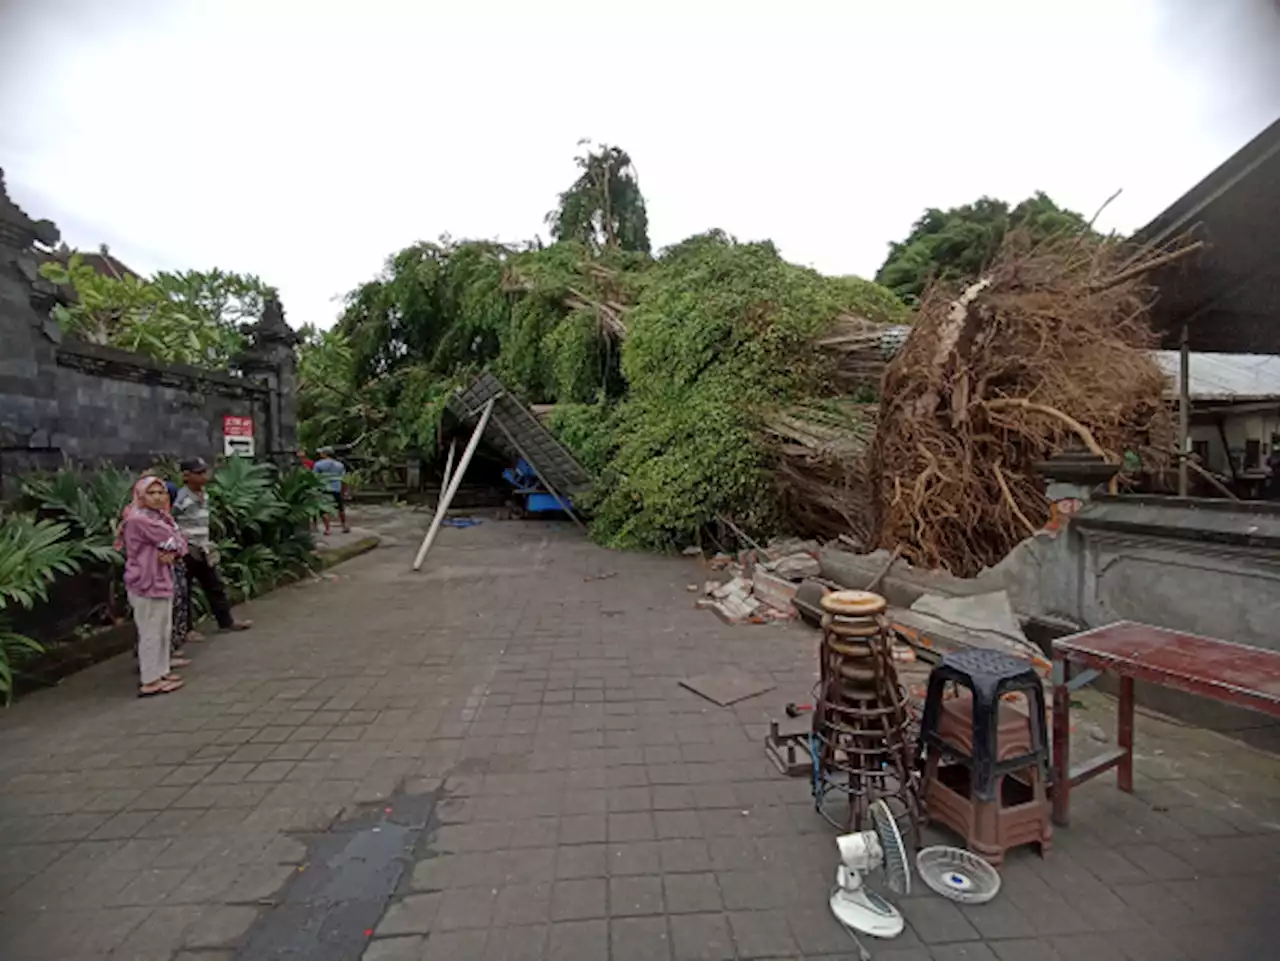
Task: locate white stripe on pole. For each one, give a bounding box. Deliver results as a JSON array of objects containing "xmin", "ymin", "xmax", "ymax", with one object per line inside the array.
[{"xmin": 412, "ymin": 399, "xmax": 494, "ymax": 571}]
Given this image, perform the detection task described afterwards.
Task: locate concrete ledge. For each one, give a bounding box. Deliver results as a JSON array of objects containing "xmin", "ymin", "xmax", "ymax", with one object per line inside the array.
[{"xmin": 317, "ymin": 535, "xmax": 381, "ymax": 569}]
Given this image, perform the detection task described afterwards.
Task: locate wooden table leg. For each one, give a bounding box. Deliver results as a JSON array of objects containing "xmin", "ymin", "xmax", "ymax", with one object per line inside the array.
[
  {"xmin": 1052, "ymin": 657, "xmax": 1071, "ymax": 825},
  {"xmin": 1117, "ymin": 675, "xmax": 1134, "ymax": 793}
]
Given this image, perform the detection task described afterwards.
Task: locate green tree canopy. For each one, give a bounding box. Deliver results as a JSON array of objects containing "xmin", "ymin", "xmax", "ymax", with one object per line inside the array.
[
  {"xmin": 547, "ymin": 141, "xmax": 650, "ymax": 254},
  {"xmin": 37, "ymin": 256, "xmax": 274, "ymax": 369},
  {"xmin": 875, "ymin": 192, "xmax": 1093, "ymax": 301}
]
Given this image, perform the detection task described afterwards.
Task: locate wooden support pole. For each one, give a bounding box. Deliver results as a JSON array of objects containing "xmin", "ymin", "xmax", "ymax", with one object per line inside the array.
[
  {"xmin": 1178, "ymin": 325, "xmax": 1190, "ymax": 497},
  {"xmin": 439, "ymin": 439, "xmax": 457, "ymax": 507},
  {"xmin": 412, "ymin": 399, "xmax": 494, "ymax": 571}
]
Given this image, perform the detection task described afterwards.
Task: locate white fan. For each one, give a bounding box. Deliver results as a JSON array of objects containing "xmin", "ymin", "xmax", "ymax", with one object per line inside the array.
[{"xmin": 829, "ymin": 799, "xmax": 912, "ymax": 939}]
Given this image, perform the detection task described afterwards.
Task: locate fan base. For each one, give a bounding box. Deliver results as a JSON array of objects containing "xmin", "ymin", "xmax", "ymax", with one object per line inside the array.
[{"xmin": 829, "ymin": 886, "xmax": 904, "ymax": 939}]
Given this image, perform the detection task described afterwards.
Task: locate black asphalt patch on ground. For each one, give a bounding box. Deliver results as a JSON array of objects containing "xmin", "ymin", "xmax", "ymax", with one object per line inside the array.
[{"xmin": 234, "ymin": 789, "xmax": 438, "ymax": 961}]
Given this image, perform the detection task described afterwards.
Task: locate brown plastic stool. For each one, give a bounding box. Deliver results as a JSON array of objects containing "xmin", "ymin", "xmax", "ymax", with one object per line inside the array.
[{"xmin": 921, "ymin": 690, "xmax": 1052, "ymax": 866}]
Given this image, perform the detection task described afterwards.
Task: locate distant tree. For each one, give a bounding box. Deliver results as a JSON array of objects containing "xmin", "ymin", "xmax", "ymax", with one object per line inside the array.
[
  {"xmin": 876, "ymin": 192, "xmax": 1093, "ymax": 301},
  {"xmin": 547, "ymin": 141, "xmax": 650, "ymax": 254}
]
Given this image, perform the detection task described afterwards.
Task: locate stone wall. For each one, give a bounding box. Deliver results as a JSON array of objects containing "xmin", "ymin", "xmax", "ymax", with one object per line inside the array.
[{"xmin": 0, "ymin": 169, "xmax": 296, "ymax": 489}]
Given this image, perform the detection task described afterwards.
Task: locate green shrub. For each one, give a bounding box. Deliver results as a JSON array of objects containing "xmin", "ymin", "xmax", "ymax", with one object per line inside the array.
[
  {"xmin": 0, "ymin": 513, "xmax": 97, "ymax": 702},
  {"xmin": 208, "ymin": 459, "xmax": 329, "ymax": 600}
]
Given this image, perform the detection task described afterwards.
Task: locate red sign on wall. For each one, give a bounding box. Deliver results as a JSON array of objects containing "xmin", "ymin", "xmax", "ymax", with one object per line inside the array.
[
  {"xmin": 222, "ymin": 416, "xmax": 255, "ymax": 456},
  {"xmin": 223, "ymin": 415, "xmax": 254, "ymax": 437}
]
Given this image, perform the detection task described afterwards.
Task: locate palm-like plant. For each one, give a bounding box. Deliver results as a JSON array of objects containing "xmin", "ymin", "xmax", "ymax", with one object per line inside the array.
[
  {"xmin": 208, "ymin": 461, "xmax": 326, "ymax": 599},
  {"xmin": 0, "ymin": 513, "xmax": 92, "ymax": 701}
]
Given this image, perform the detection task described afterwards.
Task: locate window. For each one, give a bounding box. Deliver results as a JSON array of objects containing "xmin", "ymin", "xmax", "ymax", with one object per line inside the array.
[
  {"xmin": 1191, "ymin": 439, "xmax": 1210, "ymax": 465},
  {"xmin": 1245, "ymin": 439, "xmax": 1262, "ymax": 470}
]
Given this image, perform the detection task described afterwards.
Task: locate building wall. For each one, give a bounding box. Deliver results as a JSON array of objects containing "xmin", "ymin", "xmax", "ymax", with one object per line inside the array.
[
  {"xmin": 1188, "ymin": 407, "xmax": 1280, "ymax": 475},
  {"xmin": 0, "ymin": 176, "xmax": 293, "ymax": 490}
]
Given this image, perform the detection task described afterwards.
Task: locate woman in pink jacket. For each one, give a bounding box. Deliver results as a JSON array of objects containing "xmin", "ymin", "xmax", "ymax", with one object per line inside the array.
[{"xmin": 120, "ymin": 476, "xmax": 188, "ymax": 696}]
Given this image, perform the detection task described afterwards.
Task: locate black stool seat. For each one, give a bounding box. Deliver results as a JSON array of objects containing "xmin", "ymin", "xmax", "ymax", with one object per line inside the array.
[{"xmin": 915, "ymin": 648, "xmax": 1049, "ymax": 800}]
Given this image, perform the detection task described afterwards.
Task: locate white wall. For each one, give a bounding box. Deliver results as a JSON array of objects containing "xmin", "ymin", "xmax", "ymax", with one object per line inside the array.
[{"xmin": 1189, "ymin": 406, "xmax": 1280, "ymax": 474}]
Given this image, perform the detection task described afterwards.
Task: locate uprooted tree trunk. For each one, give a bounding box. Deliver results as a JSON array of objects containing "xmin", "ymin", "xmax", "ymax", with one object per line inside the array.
[{"xmin": 871, "ymin": 229, "xmax": 1187, "ymax": 576}]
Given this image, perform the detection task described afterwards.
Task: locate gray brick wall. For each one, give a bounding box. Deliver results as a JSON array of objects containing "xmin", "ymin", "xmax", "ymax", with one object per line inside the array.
[{"xmin": 1, "ymin": 239, "xmax": 289, "ymax": 488}]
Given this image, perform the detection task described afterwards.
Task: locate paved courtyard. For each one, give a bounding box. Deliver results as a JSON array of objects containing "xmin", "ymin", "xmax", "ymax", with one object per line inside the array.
[{"xmin": 0, "ymin": 507, "xmax": 1277, "ymax": 961}]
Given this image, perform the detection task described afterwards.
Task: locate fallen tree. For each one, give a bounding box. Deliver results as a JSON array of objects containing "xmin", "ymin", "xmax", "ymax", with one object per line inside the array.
[
  {"xmin": 571, "ymin": 233, "xmax": 908, "ymax": 551},
  {"xmin": 871, "ymin": 230, "xmax": 1188, "ymax": 576}
]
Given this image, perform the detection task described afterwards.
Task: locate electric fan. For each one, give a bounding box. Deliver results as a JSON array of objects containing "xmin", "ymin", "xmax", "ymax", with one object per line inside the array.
[
  {"xmin": 916, "ymin": 846, "xmax": 1002, "ymax": 904},
  {"xmin": 829, "ymin": 799, "xmax": 912, "ymax": 938}
]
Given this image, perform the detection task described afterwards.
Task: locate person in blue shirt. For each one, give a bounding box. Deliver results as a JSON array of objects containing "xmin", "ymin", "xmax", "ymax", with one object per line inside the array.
[{"xmin": 313, "ymin": 446, "xmax": 350, "ymax": 535}]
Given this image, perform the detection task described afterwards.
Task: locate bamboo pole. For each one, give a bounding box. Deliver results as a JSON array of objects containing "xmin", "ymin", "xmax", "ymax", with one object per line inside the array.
[
  {"xmin": 1179, "ymin": 325, "xmax": 1190, "ymax": 497},
  {"xmin": 439, "ymin": 439, "xmax": 457, "ymax": 507},
  {"xmin": 412, "ymin": 399, "xmax": 494, "ymax": 571}
]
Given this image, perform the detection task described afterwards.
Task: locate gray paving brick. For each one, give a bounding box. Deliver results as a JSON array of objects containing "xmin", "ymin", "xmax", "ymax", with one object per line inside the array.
[
  {"xmin": 363, "ymin": 935, "xmax": 426, "ymax": 961},
  {"xmin": 611, "ymin": 915, "xmax": 672, "ymax": 961},
  {"xmin": 183, "ymin": 904, "xmax": 259, "ymax": 948},
  {"xmin": 662, "ymin": 872, "xmax": 722, "ymax": 914},
  {"xmin": 552, "ymin": 877, "xmax": 607, "ymax": 920},
  {"xmin": 670, "ymin": 912, "xmax": 734, "ymax": 961},
  {"xmin": 609, "ymin": 840, "xmax": 661, "ymax": 875},
  {"xmin": 931, "ymin": 944, "xmax": 1002, "ymax": 961},
  {"xmin": 0, "ymin": 514, "xmax": 1276, "ymax": 961},
  {"xmin": 377, "ymin": 893, "xmax": 442, "ymax": 935},
  {"xmin": 485, "ymin": 925, "xmax": 549, "ymax": 961},
  {"xmin": 557, "ymin": 843, "xmax": 607, "ymax": 879},
  {"xmin": 435, "ymin": 886, "xmax": 497, "ymax": 930},
  {"xmin": 424, "ymin": 928, "xmax": 489, "ymax": 961},
  {"xmin": 560, "ymin": 813, "xmax": 607, "ymax": 845},
  {"xmin": 901, "ymin": 897, "xmax": 981, "ymax": 944},
  {"xmin": 961, "ymin": 899, "xmax": 1037, "ymax": 940},
  {"xmin": 727, "ymin": 908, "xmax": 798, "ymax": 958},
  {"xmin": 548, "ymin": 918, "xmax": 608, "ymax": 961},
  {"xmin": 610, "ymin": 874, "xmax": 664, "ymax": 916},
  {"xmin": 990, "ymin": 938, "xmax": 1061, "ymax": 961}
]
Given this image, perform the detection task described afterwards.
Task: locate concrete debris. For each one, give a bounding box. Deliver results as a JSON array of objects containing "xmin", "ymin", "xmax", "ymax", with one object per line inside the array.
[
  {"xmin": 682, "ymin": 545, "xmax": 703, "ymax": 556},
  {"xmin": 910, "ymin": 591, "xmax": 1039, "ymax": 656},
  {"xmin": 712, "ymin": 576, "xmax": 749, "ymax": 599},
  {"xmin": 765, "ymin": 552, "xmax": 822, "ymax": 580},
  {"xmin": 752, "ymin": 570, "xmax": 799, "ymax": 613}
]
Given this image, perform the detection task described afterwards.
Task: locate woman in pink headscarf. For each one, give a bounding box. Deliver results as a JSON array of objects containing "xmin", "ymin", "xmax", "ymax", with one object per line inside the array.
[{"xmin": 120, "ymin": 476, "xmax": 188, "ymax": 696}]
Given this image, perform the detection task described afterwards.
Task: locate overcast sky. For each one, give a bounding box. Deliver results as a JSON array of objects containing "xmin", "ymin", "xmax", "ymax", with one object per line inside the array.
[{"xmin": 2, "ymin": 0, "xmax": 1278, "ymax": 330}]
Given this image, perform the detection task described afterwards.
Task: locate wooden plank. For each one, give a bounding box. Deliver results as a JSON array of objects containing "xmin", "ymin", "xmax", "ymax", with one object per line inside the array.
[{"xmin": 1068, "ymin": 747, "xmax": 1127, "ymax": 787}]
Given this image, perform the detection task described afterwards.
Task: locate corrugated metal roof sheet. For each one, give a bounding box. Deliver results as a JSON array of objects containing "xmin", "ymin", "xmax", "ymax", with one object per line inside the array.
[{"xmin": 1153, "ymin": 351, "xmax": 1280, "ymax": 401}]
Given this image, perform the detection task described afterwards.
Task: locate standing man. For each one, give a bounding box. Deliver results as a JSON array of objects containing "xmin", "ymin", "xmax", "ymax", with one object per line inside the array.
[
  {"xmin": 313, "ymin": 446, "xmax": 350, "ymax": 535},
  {"xmin": 172, "ymin": 457, "xmax": 252, "ymax": 635}
]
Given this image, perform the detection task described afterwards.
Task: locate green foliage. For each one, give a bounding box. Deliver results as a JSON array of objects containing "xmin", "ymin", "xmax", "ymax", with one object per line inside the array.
[
  {"xmin": 582, "ymin": 234, "xmax": 861, "ymax": 551},
  {"xmin": 38, "ymin": 256, "xmax": 273, "ymax": 369},
  {"xmin": 21, "ymin": 466, "xmax": 133, "ymax": 561},
  {"xmin": 548, "ymin": 400, "xmax": 621, "ymax": 477},
  {"xmin": 548, "ymin": 142, "xmax": 650, "ymax": 254},
  {"xmin": 207, "ymin": 459, "xmax": 327, "ymax": 599},
  {"xmin": 876, "ymin": 192, "xmax": 1093, "ymax": 301},
  {"xmin": 0, "ymin": 513, "xmax": 94, "ymax": 702},
  {"xmin": 323, "ymin": 236, "xmax": 644, "ymax": 468},
  {"xmin": 296, "ymin": 324, "xmax": 374, "ymax": 453}
]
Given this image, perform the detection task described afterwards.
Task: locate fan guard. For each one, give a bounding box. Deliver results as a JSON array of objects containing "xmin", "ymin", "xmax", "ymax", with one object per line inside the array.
[{"xmin": 916, "ymin": 846, "xmax": 1001, "ymax": 904}]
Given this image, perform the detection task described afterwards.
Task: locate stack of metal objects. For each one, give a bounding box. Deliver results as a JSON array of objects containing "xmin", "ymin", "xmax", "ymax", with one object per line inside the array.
[{"xmin": 812, "ymin": 590, "xmax": 920, "ymax": 832}]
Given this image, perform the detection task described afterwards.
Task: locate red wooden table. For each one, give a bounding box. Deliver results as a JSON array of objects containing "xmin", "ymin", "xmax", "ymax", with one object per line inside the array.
[{"xmin": 1051, "ymin": 620, "xmax": 1280, "ymax": 825}]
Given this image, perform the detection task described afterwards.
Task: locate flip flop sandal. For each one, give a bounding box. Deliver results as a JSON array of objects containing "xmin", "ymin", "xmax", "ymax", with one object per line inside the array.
[
  {"xmin": 171, "ymin": 657, "xmax": 193, "ymax": 668},
  {"xmin": 186, "ymin": 630, "xmax": 207, "ymax": 643},
  {"xmin": 222, "ymin": 621, "xmax": 253, "ymax": 632},
  {"xmin": 138, "ymin": 679, "xmax": 184, "ymax": 697}
]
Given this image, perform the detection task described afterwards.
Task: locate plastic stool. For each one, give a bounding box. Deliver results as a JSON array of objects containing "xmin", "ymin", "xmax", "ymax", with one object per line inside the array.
[{"xmin": 915, "ymin": 649, "xmax": 1049, "ymax": 800}]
